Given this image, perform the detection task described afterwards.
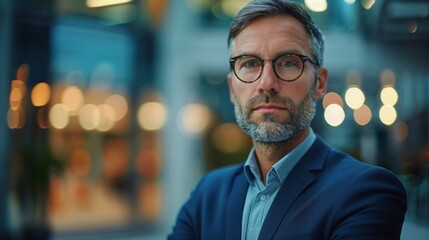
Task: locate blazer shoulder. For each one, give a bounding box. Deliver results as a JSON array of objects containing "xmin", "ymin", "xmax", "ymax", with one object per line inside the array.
[
  {"xmin": 324, "ymin": 147, "xmax": 405, "ymax": 193},
  {"xmin": 323, "ymin": 150, "xmax": 407, "ymax": 239}
]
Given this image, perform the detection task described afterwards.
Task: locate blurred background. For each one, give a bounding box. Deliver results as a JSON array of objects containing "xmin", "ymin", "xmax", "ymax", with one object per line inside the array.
[{"xmin": 1, "ymin": 0, "xmax": 429, "ymax": 239}]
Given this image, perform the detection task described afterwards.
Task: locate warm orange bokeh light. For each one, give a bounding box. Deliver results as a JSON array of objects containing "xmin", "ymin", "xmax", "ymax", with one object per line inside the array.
[
  {"xmin": 10, "ymin": 80, "xmax": 26, "ymax": 110},
  {"xmin": 31, "ymin": 82, "xmax": 51, "ymax": 107},
  {"xmin": 7, "ymin": 108, "xmax": 25, "ymax": 129},
  {"xmin": 10, "ymin": 86, "xmax": 23, "ymax": 102},
  {"xmin": 16, "ymin": 64, "xmax": 30, "ymax": 81},
  {"xmin": 353, "ymin": 104, "xmax": 372, "ymax": 126},
  {"xmin": 322, "ymin": 92, "xmax": 343, "ymax": 109}
]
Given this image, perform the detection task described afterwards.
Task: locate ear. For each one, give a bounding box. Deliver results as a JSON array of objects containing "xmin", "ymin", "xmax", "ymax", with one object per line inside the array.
[
  {"xmin": 227, "ymin": 73, "xmax": 236, "ymax": 104},
  {"xmin": 314, "ymin": 67, "xmax": 328, "ymax": 100}
]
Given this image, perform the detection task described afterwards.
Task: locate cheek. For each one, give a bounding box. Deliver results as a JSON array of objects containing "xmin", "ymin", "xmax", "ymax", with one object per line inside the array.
[
  {"xmin": 231, "ymin": 82, "xmax": 256, "ymax": 104},
  {"xmin": 279, "ymin": 82, "xmax": 311, "ymax": 102}
]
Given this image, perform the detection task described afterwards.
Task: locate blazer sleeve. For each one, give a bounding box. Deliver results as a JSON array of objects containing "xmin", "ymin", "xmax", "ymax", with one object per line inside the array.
[
  {"xmin": 331, "ymin": 166, "xmax": 407, "ymax": 240},
  {"xmin": 167, "ymin": 164, "xmax": 244, "ymax": 240},
  {"xmin": 167, "ymin": 176, "xmax": 206, "ymax": 240}
]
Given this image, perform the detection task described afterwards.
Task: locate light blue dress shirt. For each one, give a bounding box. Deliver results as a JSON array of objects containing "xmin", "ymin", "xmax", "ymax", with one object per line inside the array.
[{"xmin": 241, "ymin": 129, "xmax": 316, "ymax": 240}]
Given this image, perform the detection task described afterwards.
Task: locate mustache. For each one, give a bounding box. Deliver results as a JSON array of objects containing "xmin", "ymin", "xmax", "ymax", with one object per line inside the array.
[{"xmin": 245, "ymin": 93, "xmax": 294, "ymax": 111}]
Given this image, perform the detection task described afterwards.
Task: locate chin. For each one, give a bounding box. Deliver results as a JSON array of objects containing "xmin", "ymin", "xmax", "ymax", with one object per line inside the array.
[{"xmin": 252, "ymin": 113, "xmax": 290, "ymax": 124}]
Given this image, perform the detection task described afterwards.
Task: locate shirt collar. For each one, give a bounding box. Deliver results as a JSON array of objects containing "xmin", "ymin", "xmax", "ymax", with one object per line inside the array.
[
  {"xmin": 244, "ymin": 128, "xmax": 316, "ymax": 185},
  {"xmin": 243, "ymin": 148, "xmax": 259, "ymax": 184}
]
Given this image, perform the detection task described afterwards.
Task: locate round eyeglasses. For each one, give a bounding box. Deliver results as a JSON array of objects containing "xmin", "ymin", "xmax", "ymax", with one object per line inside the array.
[{"xmin": 229, "ymin": 53, "xmax": 319, "ymax": 83}]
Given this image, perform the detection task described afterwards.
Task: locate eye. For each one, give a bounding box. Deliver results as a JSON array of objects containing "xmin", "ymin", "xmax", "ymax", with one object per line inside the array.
[
  {"xmin": 237, "ymin": 57, "xmax": 261, "ymax": 70},
  {"xmin": 276, "ymin": 55, "xmax": 302, "ymax": 69},
  {"xmin": 280, "ymin": 60, "xmax": 296, "ymax": 68}
]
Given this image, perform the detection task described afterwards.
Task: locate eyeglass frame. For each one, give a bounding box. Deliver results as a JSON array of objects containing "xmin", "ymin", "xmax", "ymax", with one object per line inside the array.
[{"xmin": 229, "ymin": 52, "xmax": 319, "ymax": 83}]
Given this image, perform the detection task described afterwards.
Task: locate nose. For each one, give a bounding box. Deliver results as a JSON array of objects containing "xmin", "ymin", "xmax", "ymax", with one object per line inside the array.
[{"xmin": 257, "ymin": 61, "xmax": 280, "ymax": 94}]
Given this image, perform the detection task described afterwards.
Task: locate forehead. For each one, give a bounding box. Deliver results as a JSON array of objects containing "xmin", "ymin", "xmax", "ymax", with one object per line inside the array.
[{"xmin": 231, "ymin": 15, "xmax": 312, "ymax": 57}]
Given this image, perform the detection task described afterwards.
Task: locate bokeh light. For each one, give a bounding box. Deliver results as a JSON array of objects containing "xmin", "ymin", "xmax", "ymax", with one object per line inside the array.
[
  {"xmin": 361, "ymin": 0, "xmax": 376, "ymax": 10},
  {"xmin": 322, "ymin": 92, "xmax": 344, "ymax": 109},
  {"xmin": 379, "ymin": 105, "xmax": 397, "ymax": 126},
  {"xmin": 380, "ymin": 86, "xmax": 398, "ymax": 106},
  {"xmin": 97, "ymin": 104, "xmax": 115, "ymax": 132},
  {"xmin": 179, "ymin": 103, "xmax": 212, "ymax": 135},
  {"xmin": 7, "ymin": 108, "xmax": 25, "ymax": 129},
  {"xmin": 105, "ymin": 94, "xmax": 128, "ymax": 121},
  {"xmin": 324, "ymin": 104, "xmax": 345, "ymax": 127},
  {"xmin": 86, "ymin": 0, "xmax": 132, "ymax": 8},
  {"xmin": 409, "ymin": 22, "xmax": 418, "ymax": 33},
  {"xmin": 9, "ymin": 87, "xmax": 23, "ymax": 102},
  {"xmin": 10, "ymin": 80, "xmax": 26, "ymax": 110},
  {"xmin": 354, "ymin": 104, "xmax": 372, "ymax": 126},
  {"xmin": 305, "ymin": 0, "xmax": 328, "ymax": 12},
  {"xmin": 137, "ymin": 102, "xmax": 168, "ymax": 131},
  {"xmin": 79, "ymin": 104, "xmax": 100, "ymax": 131},
  {"xmin": 17, "ymin": 64, "xmax": 30, "ymax": 81},
  {"xmin": 9, "ymin": 88, "xmax": 23, "ymax": 110},
  {"xmin": 31, "ymin": 82, "xmax": 51, "ymax": 107},
  {"xmin": 49, "ymin": 104, "xmax": 70, "ymax": 129},
  {"xmin": 61, "ymin": 86, "xmax": 84, "ymax": 115},
  {"xmin": 345, "ymin": 86, "xmax": 365, "ymax": 110}
]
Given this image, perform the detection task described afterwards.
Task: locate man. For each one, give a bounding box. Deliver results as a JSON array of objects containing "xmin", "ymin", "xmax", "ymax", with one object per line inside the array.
[{"xmin": 168, "ymin": 0, "xmax": 407, "ymax": 239}]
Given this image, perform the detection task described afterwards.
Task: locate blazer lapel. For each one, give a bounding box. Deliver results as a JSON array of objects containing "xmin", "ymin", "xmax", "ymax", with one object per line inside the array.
[
  {"xmin": 226, "ymin": 170, "xmax": 249, "ymax": 240},
  {"xmin": 258, "ymin": 138, "xmax": 330, "ymax": 239}
]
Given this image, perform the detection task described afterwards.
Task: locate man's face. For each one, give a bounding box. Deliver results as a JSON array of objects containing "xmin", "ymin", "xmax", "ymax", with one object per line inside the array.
[{"xmin": 227, "ymin": 15, "xmax": 328, "ymax": 143}]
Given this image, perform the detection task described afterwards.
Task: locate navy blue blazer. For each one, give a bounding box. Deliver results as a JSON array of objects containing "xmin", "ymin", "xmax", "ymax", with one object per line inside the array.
[{"xmin": 168, "ymin": 137, "xmax": 407, "ymax": 239}]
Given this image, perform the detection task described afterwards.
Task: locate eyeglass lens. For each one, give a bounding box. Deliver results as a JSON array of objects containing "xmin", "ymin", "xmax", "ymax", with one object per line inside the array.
[{"xmin": 233, "ymin": 54, "xmax": 305, "ymax": 82}]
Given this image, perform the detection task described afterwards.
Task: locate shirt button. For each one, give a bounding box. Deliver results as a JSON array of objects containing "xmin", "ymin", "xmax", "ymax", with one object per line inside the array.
[{"xmin": 260, "ymin": 194, "xmax": 267, "ymax": 201}]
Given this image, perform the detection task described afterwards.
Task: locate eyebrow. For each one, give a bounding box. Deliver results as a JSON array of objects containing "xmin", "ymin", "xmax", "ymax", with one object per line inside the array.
[
  {"xmin": 277, "ymin": 49, "xmax": 305, "ymax": 56},
  {"xmin": 230, "ymin": 49, "xmax": 306, "ymax": 59}
]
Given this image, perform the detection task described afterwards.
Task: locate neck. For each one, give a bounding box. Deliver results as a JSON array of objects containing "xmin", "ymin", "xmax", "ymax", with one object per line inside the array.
[{"xmin": 253, "ymin": 128, "xmax": 309, "ymax": 184}]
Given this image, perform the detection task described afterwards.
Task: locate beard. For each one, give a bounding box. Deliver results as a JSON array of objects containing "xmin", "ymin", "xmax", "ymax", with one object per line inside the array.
[{"xmin": 234, "ymin": 89, "xmax": 317, "ymax": 143}]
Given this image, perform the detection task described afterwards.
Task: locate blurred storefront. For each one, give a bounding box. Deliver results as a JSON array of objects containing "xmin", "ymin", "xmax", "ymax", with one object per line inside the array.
[{"xmin": 1, "ymin": 0, "xmax": 429, "ymax": 239}]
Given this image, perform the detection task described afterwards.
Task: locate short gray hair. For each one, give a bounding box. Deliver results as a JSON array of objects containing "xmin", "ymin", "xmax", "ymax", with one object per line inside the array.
[{"xmin": 228, "ymin": 0, "xmax": 324, "ymax": 65}]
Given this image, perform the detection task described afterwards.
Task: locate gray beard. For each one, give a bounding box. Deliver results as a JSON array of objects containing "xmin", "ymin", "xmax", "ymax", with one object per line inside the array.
[{"xmin": 234, "ymin": 90, "xmax": 316, "ymax": 143}]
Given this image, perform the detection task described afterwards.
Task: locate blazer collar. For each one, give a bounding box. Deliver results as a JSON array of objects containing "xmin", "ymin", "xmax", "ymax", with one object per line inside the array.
[{"xmin": 258, "ymin": 137, "xmax": 330, "ymax": 239}]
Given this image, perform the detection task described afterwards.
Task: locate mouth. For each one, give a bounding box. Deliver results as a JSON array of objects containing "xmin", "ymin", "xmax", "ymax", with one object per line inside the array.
[{"xmin": 252, "ymin": 104, "xmax": 288, "ymax": 114}]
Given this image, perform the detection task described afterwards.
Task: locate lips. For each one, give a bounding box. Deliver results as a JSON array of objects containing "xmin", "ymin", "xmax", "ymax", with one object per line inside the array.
[{"xmin": 252, "ymin": 104, "xmax": 288, "ymax": 113}]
